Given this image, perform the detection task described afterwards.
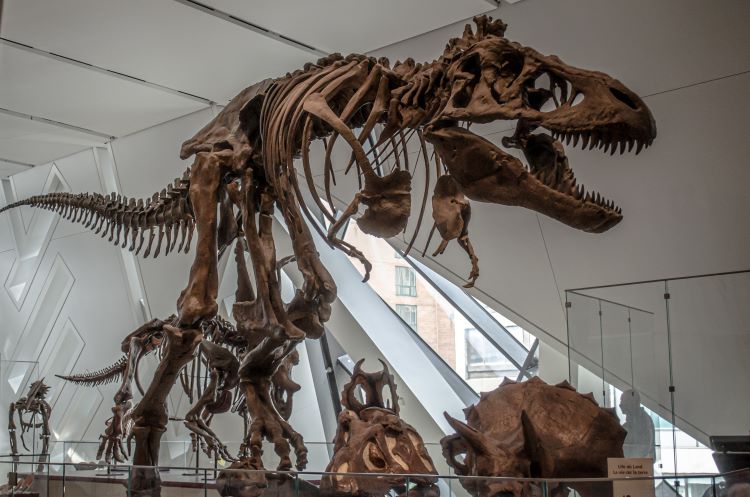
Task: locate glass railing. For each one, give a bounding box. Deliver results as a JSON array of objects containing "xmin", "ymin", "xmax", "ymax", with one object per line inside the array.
[
  {"xmin": 20, "ymin": 440, "xmax": 452, "ymax": 477},
  {"xmin": 1, "ymin": 455, "xmax": 747, "ymax": 497},
  {"xmin": 565, "ymin": 270, "xmax": 750, "ymax": 477}
]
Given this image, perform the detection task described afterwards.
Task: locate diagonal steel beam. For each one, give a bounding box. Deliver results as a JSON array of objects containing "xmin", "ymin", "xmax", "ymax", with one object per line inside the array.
[
  {"xmin": 405, "ymin": 254, "xmax": 531, "ymax": 371},
  {"xmin": 0, "ymin": 106, "xmax": 113, "ymax": 141},
  {"xmin": 171, "ymin": 0, "xmax": 326, "ymax": 57},
  {"xmin": 0, "ymin": 37, "xmax": 213, "ymax": 107}
]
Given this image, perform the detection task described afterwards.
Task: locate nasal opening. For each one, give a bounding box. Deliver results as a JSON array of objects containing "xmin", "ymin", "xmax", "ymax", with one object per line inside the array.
[{"xmin": 609, "ymin": 87, "xmax": 638, "ymax": 110}]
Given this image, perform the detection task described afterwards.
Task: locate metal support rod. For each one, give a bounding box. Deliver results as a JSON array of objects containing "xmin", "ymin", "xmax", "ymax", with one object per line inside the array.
[
  {"xmin": 599, "ymin": 300, "xmax": 606, "ymax": 405},
  {"xmin": 664, "ymin": 280, "xmax": 679, "ymax": 481},
  {"xmin": 516, "ymin": 338, "xmax": 539, "ymax": 381},
  {"xmin": 320, "ymin": 331, "xmax": 342, "ymax": 416}
]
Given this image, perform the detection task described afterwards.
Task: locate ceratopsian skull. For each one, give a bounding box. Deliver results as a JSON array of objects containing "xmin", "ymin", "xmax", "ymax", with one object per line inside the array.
[
  {"xmin": 341, "ymin": 358, "xmax": 399, "ymax": 414},
  {"xmin": 442, "ymin": 413, "xmax": 526, "ymax": 497},
  {"xmin": 426, "ymin": 16, "xmax": 656, "ymax": 233},
  {"xmin": 321, "ymin": 359, "xmax": 438, "ymax": 497}
]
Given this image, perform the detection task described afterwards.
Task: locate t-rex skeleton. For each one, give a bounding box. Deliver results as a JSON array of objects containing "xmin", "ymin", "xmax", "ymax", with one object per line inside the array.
[{"xmin": 1, "ymin": 15, "xmax": 656, "ymax": 496}]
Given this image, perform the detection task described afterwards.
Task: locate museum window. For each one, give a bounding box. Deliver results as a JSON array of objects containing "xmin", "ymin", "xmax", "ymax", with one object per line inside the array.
[
  {"xmin": 395, "ymin": 304, "xmax": 418, "ymax": 330},
  {"xmin": 465, "ymin": 328, "xmax": 515, "ymax": 379},
  {"xmin": 395, "ymin": 266, "xmax": 416, "ymax": 296}
]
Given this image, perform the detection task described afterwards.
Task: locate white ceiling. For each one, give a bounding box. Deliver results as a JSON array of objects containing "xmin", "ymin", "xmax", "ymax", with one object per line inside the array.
[
  {"xmin": 1, "ymin": 0, "xmax": 317, "ymax": 103},
  {"xmin": 200, "ymin": 0, "xmax": 496, "ymax": 54},
  {"xmin": 0, "ymin": 0, "xmax": 494, "ymax": 169},
  {"xmin": 0, "ymin": 42, "xmax": 207, "ymax": 137}
]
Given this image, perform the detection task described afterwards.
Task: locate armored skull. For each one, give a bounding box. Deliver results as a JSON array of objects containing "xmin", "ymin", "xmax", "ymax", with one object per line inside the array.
[
  {"xmin": 321, "ymin": 359, "xmax": 438, "ymax": 497},
  {"xmin": 441, "ymin": 377, "xmax": 626, "ymax": 497}
]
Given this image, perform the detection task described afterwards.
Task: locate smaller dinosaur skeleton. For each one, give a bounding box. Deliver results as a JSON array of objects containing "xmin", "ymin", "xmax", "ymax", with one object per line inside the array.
[
  {"xmin": 182, "ymin": 340, "xmax": 239, "ymax": 461},
  {"xmin": 321, "ymin": 359, "xmax": 438, "ymax": 497},
  {"xmin": 58, "ymin": 316, "xmax": 171, "ymax": 464},
  {"xmin": 8, "ymin": 380, "xmax": 52, "ymax": 465},
  {"xmin": 57, "ymin": 311, "xmax": 300, "ymax": 465}
]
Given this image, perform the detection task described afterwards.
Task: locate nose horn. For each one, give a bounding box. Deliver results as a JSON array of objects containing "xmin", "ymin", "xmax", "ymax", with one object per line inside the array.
[{"xmin": 444, "ymin": 412, "xmax": 490, "ymax": 454}]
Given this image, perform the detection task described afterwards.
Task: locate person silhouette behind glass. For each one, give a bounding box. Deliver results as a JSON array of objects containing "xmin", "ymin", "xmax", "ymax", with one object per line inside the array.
[{"xmin": 620, "ymin": 389, "xmax": 655, "ymax": 459}]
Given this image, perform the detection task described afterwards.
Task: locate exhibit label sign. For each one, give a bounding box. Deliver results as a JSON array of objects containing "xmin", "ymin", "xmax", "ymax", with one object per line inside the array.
[{"xmin": 608, "ymin": 458, "xmax": 655, "ymax": 497}]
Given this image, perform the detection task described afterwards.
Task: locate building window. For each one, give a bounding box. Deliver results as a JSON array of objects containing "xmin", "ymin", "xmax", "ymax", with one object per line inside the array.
[
  {"xmin": 395, "ymin": 266, "xmax": 416, "ymax": 296},
  {"xmin": 465, "ymin": 328, "xmax": 514, "ymax": 379},
  {"xmin": 395, "ymin": 304, "xmax": 418, "ymax": 330}
]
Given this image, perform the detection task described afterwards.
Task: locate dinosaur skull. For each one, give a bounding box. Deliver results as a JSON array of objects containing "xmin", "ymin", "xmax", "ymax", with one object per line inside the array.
[
  {"xmin": 443, "ymin": 414, "xmax": 526, "ymax": 497},
  {"xmin": 427, "ymin": 16, "xmax": 656, "ymax": 233},
  {"xmin": 321, "ymin": 359, "xmax": 438, "ymax": 497}
]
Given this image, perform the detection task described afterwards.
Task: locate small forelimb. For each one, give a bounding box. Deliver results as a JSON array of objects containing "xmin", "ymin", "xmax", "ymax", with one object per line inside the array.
[{"xmin": 324, "ymin": 192, "xmax": 372, "ymax": 280}]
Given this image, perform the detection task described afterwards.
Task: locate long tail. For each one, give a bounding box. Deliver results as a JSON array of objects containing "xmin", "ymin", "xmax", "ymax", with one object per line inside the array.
[
  {"xmin": 56, "ymin": 355, "xmax": 128, "ymax": 387},
  {"xmin": 0, "ymin": 168, "xmax": 194, "ymax": 257}
]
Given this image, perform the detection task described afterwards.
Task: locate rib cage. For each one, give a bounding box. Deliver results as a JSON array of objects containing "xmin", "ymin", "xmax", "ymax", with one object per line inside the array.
[
  {"xmin": 0, "ymin": 168, "xmax": 195, "ymax": 258},
  {"xmin": 56, "ymin": 355, "xmax": 128, "ymax": 386}
]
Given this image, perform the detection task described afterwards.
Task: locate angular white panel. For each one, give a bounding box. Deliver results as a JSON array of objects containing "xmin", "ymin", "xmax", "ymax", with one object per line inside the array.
[
  {"xmin": 3, "ymin": 166, "xmax": 69, "ymax": 308},
  {"xmin": 2, "ymin": 0, "xmax": 316, "ymax": 104},
  {"xmin": 38, "ymin": 318, "xmax": 85, "ymax": 409},
  {"xmin": 7, "ymin": 255, "xmax": 74, "ymax": 365},
  {"xmin": 51, "ymin": 384, "xmax": 103, "ymax": 443},
  {"xmin": 201, "ymin": 0, "xmax": 495, "ymax": 53},
  {"xmin": 0, "ymin": 43, "xmax": 207, "ymax": 137}
]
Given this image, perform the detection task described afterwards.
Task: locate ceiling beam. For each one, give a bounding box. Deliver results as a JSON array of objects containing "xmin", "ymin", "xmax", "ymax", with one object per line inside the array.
[
  {"xmin": 0, "ymin": 106, "xmax": 114, "ymax": 141},
  {"xmin": 171, "ymin": 0, "xmax": 327, "ymax": 57},
  {"xmin": 0, "ymin": 156, "xmax": 34, "ymax": 169},
  {"xmin": 0, "ymin": 37, "xmax": 214, "ymax": 107}
]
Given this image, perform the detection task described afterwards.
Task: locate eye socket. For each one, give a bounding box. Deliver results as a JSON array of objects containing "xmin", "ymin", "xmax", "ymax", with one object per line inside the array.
[
  {"xmin": 365, "ymin": 443, "xmax": 387, "ymax": 469},
  {"xmin": 457, "ymin": 52, "xmax": 481, "ymax": 79},
  {"xmin": 451, "ymin": 82, "xmax": 472, "ymax": 108}
]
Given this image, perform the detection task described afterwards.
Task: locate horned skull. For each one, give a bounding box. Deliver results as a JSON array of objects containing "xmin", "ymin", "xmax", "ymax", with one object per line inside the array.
[{"xmin": 321, "ymin": 359, "xmax": 438, "ymax": 497}]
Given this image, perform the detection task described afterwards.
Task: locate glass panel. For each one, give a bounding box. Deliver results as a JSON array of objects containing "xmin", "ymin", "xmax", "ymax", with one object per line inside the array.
[
  {"xmin": 566, "ymin": 272, "xmax": 750, "ymax": 478},
  {"xmin": 667, "ymin": 272, "xmax": 750, "ymax": 475},
  {"xmin": 566, "ymin": 291, "xmax": 605, "ymax": 402},
  {"xmin": 567, "ymin": 281, "xmax": 675, "ymax": 475}
]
